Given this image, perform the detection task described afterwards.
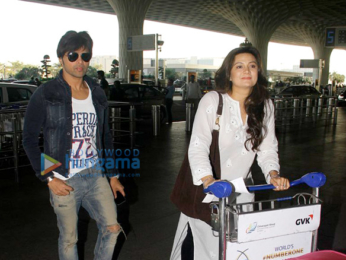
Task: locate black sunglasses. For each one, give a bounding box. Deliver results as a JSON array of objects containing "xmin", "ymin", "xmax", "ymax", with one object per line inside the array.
[{"xmin": 67, "ymin": 52, "xmax": 92, "ymax": 62}]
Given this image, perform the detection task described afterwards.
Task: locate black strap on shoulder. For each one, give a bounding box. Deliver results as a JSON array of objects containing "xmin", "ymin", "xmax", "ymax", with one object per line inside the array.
[{"xmin": 216, "ymin": 92, "xmax": 223, "ymax": 116}]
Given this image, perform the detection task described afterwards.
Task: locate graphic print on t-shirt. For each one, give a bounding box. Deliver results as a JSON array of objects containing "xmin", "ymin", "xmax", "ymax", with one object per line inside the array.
[{"xmin": 70, "ymin": 111, "xmax": 98, "ymax": 172}]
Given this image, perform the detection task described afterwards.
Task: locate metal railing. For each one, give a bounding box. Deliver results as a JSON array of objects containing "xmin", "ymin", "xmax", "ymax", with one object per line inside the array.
[
  {"xmin": 273, "ymin": 96, "xmax": 338, "ymax": 131},
  {"xmin": 108, "ymin": 101, "xmax": 138, "ymax": 149},
  {"xmin": 0, "ymin": 108, "xmax": 31, "ymax": 182}
]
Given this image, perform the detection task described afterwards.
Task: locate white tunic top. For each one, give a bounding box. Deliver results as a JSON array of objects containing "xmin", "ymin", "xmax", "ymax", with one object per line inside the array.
[
  {"xmin": 170, "ymin": 91, "xmax": 280, "ymax": 260},
  {"xmin": 188, "ymin": 91, "xmax": 280, "ymax": 185}
]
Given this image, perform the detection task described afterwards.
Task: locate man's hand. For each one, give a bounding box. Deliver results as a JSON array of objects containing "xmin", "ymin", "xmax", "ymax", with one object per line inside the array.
[
  {"xmin": 48, "ymin": 178, "xmax": 74, "ymax": 196},
  {"xmin": 110, "ymin": 178, "xmax": 125, "ymax": 199}
]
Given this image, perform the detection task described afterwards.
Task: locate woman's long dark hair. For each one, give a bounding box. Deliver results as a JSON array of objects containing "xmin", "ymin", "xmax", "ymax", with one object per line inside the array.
[{"xmin": 215, "ymin": 46, "xmax": 269, "ymax": 152}]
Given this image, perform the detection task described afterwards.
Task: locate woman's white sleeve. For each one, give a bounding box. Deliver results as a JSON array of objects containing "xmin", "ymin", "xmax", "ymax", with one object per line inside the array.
[
  {"xmin": 256, "ymin": 100, "xmax": 280, "ymax": 183},
  {"xmin": 188, "ymin": 92, "xmax": 219, "ymax": 185}
]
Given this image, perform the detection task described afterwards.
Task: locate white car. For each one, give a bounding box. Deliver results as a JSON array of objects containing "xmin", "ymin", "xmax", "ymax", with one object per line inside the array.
[{"xmin": 337, "ymin": 90, "xmax": 346, "ymax": 105}]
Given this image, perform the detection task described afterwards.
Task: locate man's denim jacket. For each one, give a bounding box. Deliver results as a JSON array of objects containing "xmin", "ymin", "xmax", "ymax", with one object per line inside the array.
[{"xmin": 23, "ymin": 70, "xmax": 117, "ymax": 181}]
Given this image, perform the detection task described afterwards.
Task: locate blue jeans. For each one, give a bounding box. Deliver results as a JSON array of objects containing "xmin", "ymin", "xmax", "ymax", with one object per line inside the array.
[{"xmin": 49, "ymin": 168, "xmax": 119, "ymax": 260}]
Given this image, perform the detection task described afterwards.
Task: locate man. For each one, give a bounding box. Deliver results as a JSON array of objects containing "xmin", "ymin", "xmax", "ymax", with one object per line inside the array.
[
  {"xmin": 23, "ymin": 31, "xmax": 124, "ymax": 260},
  {"xmin": 29, "ymin": 76, "xmax": 35, "ymax": 85},
  {"xmin": 165, "ymin": 78, "xmax": 175, "ymax": 124},
  {"xmin": 34, "ymin": 77, "xmax": 41, "ymax": 86},
  {"xmin": 185, "ymin": 74, "xmax": 202, "ymax": 112},
  {"xmin": 97, "ymin": 70, "xmax": 109, "ymax": 98},
  {"xmin": 185, "ymin": 75, "xmax": 202, "ymax": 125}
]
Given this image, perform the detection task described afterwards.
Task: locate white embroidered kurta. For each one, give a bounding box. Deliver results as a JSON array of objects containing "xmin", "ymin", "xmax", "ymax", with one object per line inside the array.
[{"xmin": 171, "ymin": 91, "xmax": 280, "ymax": 260}]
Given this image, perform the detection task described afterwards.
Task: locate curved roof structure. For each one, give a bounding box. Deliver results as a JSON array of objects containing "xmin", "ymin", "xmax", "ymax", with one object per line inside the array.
[{"xmin": 23, "ymin": 0, "xmax": 346, "ymax": 47}]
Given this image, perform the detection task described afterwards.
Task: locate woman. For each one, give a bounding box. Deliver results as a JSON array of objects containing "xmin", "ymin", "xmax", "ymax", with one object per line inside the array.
[{"xmin": 170, "ymin": 46, "xmax": 290, "ymax": 260}]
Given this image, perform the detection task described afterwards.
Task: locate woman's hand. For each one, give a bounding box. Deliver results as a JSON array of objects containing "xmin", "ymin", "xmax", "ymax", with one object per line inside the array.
[
  {"xmin": 269, "ymin": 171, "xmax": 290, "ymax": 191},
  {"xmin": 201, "ymin": 175, "xmax": 215, "ymax": 189}
]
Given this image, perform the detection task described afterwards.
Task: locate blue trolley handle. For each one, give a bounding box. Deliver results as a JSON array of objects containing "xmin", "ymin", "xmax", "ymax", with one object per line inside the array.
[
  {"xmin": 203, "ymin": 172, "xmax": 326, "ymax": 197},
  {"xmin": 247, "ymin": 172, "xmax": 326, "ymax": 192}
]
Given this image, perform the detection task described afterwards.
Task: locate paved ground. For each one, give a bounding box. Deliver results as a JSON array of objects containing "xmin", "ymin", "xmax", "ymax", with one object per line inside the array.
[{"xmin": 1, "ymin": 105, "xmax": 345, "ymax": 260}]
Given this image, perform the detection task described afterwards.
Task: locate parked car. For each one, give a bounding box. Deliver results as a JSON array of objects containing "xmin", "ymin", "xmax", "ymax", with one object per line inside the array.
[
  {"xmin": 12, "ymin": 80, "xmax": 35, "ymax": 85},
  {"xmin": 142, "ymin": 79, "xmax": 156, "ymax": 87},
  {"xmin": 109, "ymin": 83, "xmax": 166, "ymax": 123},
  {"xmin": 1, "ymin": 78, "xmax": 17, "ymax": 83},
  {"xmin": 337, "ymin": 90, "xmax": 346, "ymax": 106},
  {"xmin": 0, "ymin": 83, "xmax": 37, "ymax": 107},
  {"xmin": 275, "ymin": 85, "xmax": 323, "ymax": 99}
]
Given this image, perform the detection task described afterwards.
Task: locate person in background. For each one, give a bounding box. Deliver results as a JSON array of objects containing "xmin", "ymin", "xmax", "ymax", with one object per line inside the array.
[
  {"xmin": 98, "ymin": 70, "xmax": 109, "ymax": 99},
  {"xmin": 110, "ymin": 80, "xmax": 121, "ymax": 100},
  {"xmin": 165, "ymin": 78, "xmax": 175, "ymax": 124},
  {"xmin": 29, "ymin": 76, "xmax": 35, "ymax": 85},
  {"xmin": 185, "ymin": 75, "xmax": 202, "ymax": 111},
  {"xmin": 34, "ymin": 77, "xmax": 41, "ymax": 86}
]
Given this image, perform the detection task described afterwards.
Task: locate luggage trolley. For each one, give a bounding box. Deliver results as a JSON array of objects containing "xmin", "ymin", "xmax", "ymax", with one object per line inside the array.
[{"xmin": 204, "ymin": 172, "xmax": 346, "ymax": 260}]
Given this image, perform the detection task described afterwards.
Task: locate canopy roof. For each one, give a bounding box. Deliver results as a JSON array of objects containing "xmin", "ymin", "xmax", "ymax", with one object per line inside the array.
[{"xmin": 23, "ymin": 0, "xmax": 346, "ymax": 47}]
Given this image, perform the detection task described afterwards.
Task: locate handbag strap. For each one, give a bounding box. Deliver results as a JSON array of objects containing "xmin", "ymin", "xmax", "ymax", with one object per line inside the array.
[
  {"xmin": 215, "ymin": 92, "xmax": 223, "ymax": 129},
  {"xmin": 216, "ymin": 92, "xmax": 223, "ymax": 116}
]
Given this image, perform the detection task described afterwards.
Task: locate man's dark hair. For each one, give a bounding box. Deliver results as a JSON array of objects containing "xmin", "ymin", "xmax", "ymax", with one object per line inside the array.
[
  {"xmin": 56, "ymin": 31, "xmax": 93, "ymax": 58},
  {"xmin": 97, "ymin": 70, "xmax": 105, "ymax": 77}
]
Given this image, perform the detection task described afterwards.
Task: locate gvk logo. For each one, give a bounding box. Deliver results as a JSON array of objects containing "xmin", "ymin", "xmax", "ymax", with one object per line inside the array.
[{"xmin": 295, "ymin": 214, "xmax": 314, "ymax": 225}]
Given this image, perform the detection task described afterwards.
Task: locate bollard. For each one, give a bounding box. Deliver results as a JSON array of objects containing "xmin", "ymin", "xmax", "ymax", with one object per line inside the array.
[
  {"xmin": 317, "ymin": 98, "xmax": 323, "ymax": 116},
  {"xmin": 152, "ymin": 105, "xmax": 160, "ymax": 136},
  {"xmin": 115, "ymin": 107, "xmax": 121, "ymax": 138},
  {"xmin": 327, "ymin": 98, "xmax": 334, "ymax": 115},
  {"xmin": 274, "ymin": 100, "xmax": 282, "ymax": 121},
  {"xmin": 334, "ymin": 107, "xmax": 338, "ymax": 125},
  {"xmin": 111, "ymin": 107, "xmax": 115, "ymax": 136},
  {"xmin": 129, "ymin": 106, "xmax": 136, "ymax": 149},
  {"xmin": 293, "ymin": 99, "xmax": 299, "ymax": 119},
  {"xmin": 186, "ymin": 103, "xmax": 194, "ymax": 132},
  {"xmin": 283, "ymin": 100, "xmax": 289, "ymax": 126},
  {"xmin": 306, "ymin": 98, "xmax": 311, "ymax": 118},
  {"xmin": 12, "ymin": 115, "xmax": 19, "ymax": 183},
  {"xmin": 326, "ymin": 98, "xmax": 334, "ymax": 124},
  {"xmin": 312, "ymin": 99, "xmax": 317, "ymax": 122}
]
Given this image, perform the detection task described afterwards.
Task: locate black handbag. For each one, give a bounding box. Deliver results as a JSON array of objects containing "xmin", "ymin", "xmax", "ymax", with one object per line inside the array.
[{"xmin": 170, "ymin": 92, "xmax": 223, "ymax": 225}]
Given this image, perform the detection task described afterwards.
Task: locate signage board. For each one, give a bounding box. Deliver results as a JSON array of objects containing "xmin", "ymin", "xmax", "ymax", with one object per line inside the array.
[
  {"xmin": 300, "ymin": 59, "xmax": 320, "ymax": 69},
  {"xmin": 237, "ymin": 204, "xmax": 321, "ymax": 243},
  {"xmin": 127, "ymin": 34, "xmax": 155, "ymax": 51},
  {"xmin": 325, "ymin": 27, "xmax": 346, "ymax": 47}
]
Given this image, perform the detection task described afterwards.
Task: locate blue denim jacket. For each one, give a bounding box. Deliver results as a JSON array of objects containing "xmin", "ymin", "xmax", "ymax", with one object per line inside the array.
[{"xmin": 23, "ymin": 70, "xmax": 117, "ymax": 181}]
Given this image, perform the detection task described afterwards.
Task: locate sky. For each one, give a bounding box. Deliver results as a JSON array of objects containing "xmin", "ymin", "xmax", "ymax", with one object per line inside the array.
[{"xmin": 1, "ymin": 0, "xmax": 346, "ymax": 77}]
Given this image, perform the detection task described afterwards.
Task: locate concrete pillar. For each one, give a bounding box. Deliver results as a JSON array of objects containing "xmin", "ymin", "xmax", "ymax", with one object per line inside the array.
[
  {"xmin": 311, "ymin": 46, "xmax": 333, "ymax": 86},
  {"xmin": 107, "ymin": 0, "xmax": 153, "ymax": 80},
  {"xmin": 241, "ymin": 29, "xmax": 271, "ymax": 76}
]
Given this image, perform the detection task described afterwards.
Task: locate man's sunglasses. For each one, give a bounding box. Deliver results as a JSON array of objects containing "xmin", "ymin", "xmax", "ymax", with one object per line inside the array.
[{"xmin": 67, "ymin": 52, "xmax": 92, "ymax": 62}]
